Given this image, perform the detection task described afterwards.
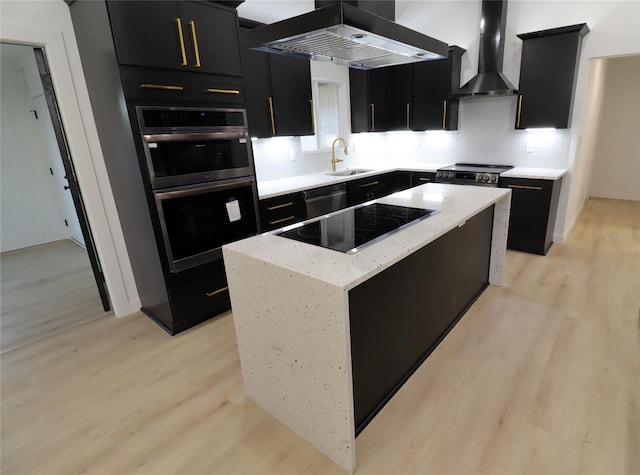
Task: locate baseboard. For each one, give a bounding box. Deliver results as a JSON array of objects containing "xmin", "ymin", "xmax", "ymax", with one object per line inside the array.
[{"xmin": 588, "ymin": 191, "xmax": 640, "ymax": 201}]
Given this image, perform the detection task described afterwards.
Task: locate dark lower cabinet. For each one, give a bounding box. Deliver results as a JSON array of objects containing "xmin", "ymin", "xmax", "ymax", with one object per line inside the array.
[
  {"xmin": 409, "ymin": 171, "xmax": 436, "ymax": 187},
  {"xmin": 259, "ymin": 192, "xmax": 306, "ymax": 232},
  {"xmin": 346, "ymin": 172, "xmax": 402, "ymax": 206},
  {"xmin": 349, "ymin": 205, "xmax": 494, "ymax": 434},
  {"xmin": 499, "ymin": 177, "xmax": 563, "ymax": 255}
]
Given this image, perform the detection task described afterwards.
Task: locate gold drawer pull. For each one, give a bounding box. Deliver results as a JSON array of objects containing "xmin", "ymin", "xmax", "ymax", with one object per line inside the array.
[
  {"xmin": 406, "ymin": 103, "xmax": 411, "ymax": 129},
  {"xmin": 309, "ymin": 99, "xmax": 316, "ymax": 134},
  {"xmin": 140, "ymin": 84, "xmax": 184, "ymax": 91},
  {"xmin": 267, "ymin": 97, "xmax": 276, "ymax": 135},
  {"xmin": 175, "ymin": 18, "xmax": 188, "ymax": 66},
  {"xmin": 189, "ymin": 20, "xmax": 201, "ymax": 68},
  {"xmin": 516, "ymin": 95, "xmax": 523, "ymax": 128},
  {"xmin": 370, "ymin": 103, "xmax": 375, "ymax": 131},
  {"xmin": 269, "ymin": 216, "xmax": 295, "ymax": 225},
  {"xmin": 508, "ymin": 184, "xmax": 543, "ymax": 191},
  {"xmin": 266, "ymin": 201, "xmax": 293, "ymax": 211},
  {"xmin": 419, "ymin": 177, "xmax": 431, "ymax": 182},
  {"xmin": 359, "ymin": 181, "xmax": 379, "ymax": 188},
  {"xmin": 206, "ymin": 88, "xmax": 240, "ymax": 94},
  {"xmin": 442, "ymin": 100, "xmax": 447, "ymax": 129},
  {"xmin": 206, "ymin": 286, "xmax": 228, "ymax": 298}
]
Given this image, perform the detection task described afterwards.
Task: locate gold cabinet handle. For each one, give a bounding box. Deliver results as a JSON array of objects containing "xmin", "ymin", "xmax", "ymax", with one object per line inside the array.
[
  {"xmin": 516, "ymin": 95, "xmax": 523, "ymax": 128},
  {"xmin": 206, "ymin": 286, "xmax": 228, "ymax": 297},
  {"xmin": 189, "ymin": 20, "xmax": 201, "ymax": 68},
  {"xmin": 442, "ymin": 100, "xmax": 447, "ymax": 129},
  {"xmin": 406, "ymin": 103, "xmax": 411, "ymax": 129},
  {"xmin": 269, "ymin": 215, "xmax": 295, "ymax": 225},
  {"xmin": 359, "ymin": 181, "xmax": 379, "ymax": 188},
  {"xmin": 266, "ymin": 201, "xmax": 293, "ymax": 211},
  {"xmin": 370, "ymin": 103, "xmax": 375, "ymax": 131},
  {"xmin": 205, "ymin": 88, "xmax": 240, "ymax": 94},
  {"xmin": 309, "ymin": 99, "xmax": 316, "ymax": 134},
  {"xmin": 140, "ymin": 83, "xmax": 184, "ymax": 91},
  {"xmin": 175, "ymin": 18, "xmax": 188, "ymax": 66},
  {"xmin": 419, "ymin": 177, "xmax": 431, "ymax": 182},
  {"xmin": 267, "ymin": 97, "xmax": 276, "ymax": 135},
  {"xmin": 508, "ymin": 184, "xmax": 543, "ymax": 191}
]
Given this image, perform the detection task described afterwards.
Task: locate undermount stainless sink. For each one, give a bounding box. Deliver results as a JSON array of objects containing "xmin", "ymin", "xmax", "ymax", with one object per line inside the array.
[{"xmin": 326, "ymin": 168, "xmax": 374, "ymax": 177}]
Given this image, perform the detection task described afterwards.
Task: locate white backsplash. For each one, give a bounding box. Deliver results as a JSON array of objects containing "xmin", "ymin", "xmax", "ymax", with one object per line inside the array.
[{"xmin": 252, "ymin": 96, "xmax": 571, "ymax": 182}]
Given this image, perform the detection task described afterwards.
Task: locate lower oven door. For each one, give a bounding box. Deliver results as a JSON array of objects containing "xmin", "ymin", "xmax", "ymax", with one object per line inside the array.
[{"xmin": 154, "ymin": 177, "xmax": 259, "ymax": 272}]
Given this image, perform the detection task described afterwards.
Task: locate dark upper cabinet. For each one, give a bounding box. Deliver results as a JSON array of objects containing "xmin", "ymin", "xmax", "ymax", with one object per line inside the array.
[
  {"xmin": 349, "ymin": 68, "xmax": 392, "ymax": 133},
  {"xmin": 515, "ymin": 24, "xmax": 589, "ymax": 129},
  {"xmin": 239, "ymin": 26, "xmax": 313, "ymax": 138},
  {"xmin": 350, "ymin": 47, "xmax": 465, "ymax": 133},
  {"xmin": 107, "ymin": 1, "xmax": 243, "ymax": 76}
]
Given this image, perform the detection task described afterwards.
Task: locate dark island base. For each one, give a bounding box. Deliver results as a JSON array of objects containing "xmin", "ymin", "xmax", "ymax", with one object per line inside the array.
[{"xmin": 349, "ymin": 205, "xmax": 495, "ymax": 434}]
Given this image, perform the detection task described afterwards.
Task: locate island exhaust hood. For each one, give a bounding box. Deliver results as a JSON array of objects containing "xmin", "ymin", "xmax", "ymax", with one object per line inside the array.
[
  {"xmin": 244, "ymin": 1, "xmax": 448, "ymax": 70},
  {"xmin": 452, "ymin": 0, "xmax": 518, "ymax": 97}
]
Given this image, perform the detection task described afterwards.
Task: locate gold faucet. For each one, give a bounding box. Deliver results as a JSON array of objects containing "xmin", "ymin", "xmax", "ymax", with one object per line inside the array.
[{"xmin": 331, "ymin": 137, "xmax": 348, "ymax": 172}]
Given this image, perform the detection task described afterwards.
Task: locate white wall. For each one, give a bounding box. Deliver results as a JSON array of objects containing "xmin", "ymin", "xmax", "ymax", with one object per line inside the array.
[
  {"xmin": 241, "ymin": 0, "xmax": 640, "ymax": 241},
  {"xmin": 0, "ymin": 0, "xmax": 139, "ymax": 317},
  {"xmin": 0, "ymin": 47, "xmax": 69, "ymax": 252},
  {"xmin": 588, "ymin": 55, "xmax": 640, "ymax": 201}
]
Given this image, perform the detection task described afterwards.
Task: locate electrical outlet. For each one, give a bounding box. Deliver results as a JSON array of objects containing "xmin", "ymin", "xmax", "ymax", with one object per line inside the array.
[{"xmin": 525, "ymin": 141, "xmax": 534, "ymax": 153}]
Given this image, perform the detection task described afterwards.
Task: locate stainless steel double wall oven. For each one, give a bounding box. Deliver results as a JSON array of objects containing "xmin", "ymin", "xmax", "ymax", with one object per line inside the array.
[{"xmin": 136, "ymin": 106, "xmax": 259, "ymax": 273}]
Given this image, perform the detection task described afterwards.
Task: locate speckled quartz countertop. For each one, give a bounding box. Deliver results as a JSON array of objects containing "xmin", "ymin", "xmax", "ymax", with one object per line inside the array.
[
  {"xmin": 257, "ymin": 162, "xmax": 450, "ymax": 199},
  {"xmin": 257, "ymin": 164, "xmax": 567, "ymax": 199},
  {"xmin": 500, "ymin": 167, "xmax": 568, "ymax": 180},
  {"xmin": 226, "ymin": 183, "xmax": 511, "ymax": 291},
  {"xmin": 223, "ymin": 182, "xmax": 511, "ymax": 473}
]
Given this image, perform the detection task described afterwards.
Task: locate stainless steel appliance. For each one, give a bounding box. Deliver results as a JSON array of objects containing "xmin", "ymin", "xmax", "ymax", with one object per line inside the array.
[
  {"xmin": 136, "ymin": 106, "xmax": 254, "ymax": 189},
  {"xmin": 304, "ymin": 183, "xmax": 347, "ymax": 219},
  {"xmin": 435, "ymin": 163, "xmax": 513, "ymax": 187},
  {"xmin": 136, "ymin": 106, "xmax": 260, "ymax": 273}
]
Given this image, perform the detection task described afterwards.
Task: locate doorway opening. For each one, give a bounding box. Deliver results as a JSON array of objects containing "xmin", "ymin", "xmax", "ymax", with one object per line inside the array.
[{"xmin": 0, "ymin": 43, "xmax": 111, "ymax": 352}]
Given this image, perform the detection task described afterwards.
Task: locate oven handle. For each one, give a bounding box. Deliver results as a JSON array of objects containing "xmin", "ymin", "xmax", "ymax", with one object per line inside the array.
[
  {"xmin": 154, "ymin": 176, "xmax": 256, "ymax": 200},
  {"xmin": 143, "ymin": 130, "xmax": 247, "ymax": 142}
]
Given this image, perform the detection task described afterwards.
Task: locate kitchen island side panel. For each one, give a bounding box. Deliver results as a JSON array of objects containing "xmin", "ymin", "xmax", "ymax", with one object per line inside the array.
[{"xmin": 222, "ymin": 248, "xmax": 356, "ymax": 473}]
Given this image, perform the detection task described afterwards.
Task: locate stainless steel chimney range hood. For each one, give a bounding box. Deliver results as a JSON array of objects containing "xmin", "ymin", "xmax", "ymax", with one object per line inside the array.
[
  {"xmin": 452, "ymin": 0, "xmax": 518, "ymax": 97},
  {"xmin": 244, "ymin": 2, "xmax": 448, "ymax": 70}
]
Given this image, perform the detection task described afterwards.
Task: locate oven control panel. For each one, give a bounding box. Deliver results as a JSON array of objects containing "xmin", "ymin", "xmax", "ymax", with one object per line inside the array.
[{"xmin": 435, "ymin": 170, "xmax": 500, "ymax": 186}]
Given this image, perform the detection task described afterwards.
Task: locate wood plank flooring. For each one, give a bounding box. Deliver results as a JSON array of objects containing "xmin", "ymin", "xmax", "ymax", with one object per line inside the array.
[
  {"xmin": 1, "ymin": 239, "xmax": 110, "ymax": 352},
  {"xmin": 1, "ymin": 197, "xmax": 639, "ymax": 474}
]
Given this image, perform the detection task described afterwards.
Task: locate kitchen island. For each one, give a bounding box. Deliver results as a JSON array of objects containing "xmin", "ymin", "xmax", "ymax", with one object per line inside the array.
[{"xmin": 222, "ymin": 183, "xmax": 511, "ymax": 473}]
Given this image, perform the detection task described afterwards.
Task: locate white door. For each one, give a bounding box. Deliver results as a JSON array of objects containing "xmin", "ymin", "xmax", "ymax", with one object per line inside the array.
[{"xmin": 31, "ymin": 94, "xmax": 85, "ymax": 246}]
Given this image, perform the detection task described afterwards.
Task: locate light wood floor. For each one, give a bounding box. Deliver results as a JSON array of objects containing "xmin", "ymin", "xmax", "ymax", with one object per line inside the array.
[
  {"xmin": 0, "ymin": 239, "xmax": 110, "ymax": 352},
  {"xmin": 1, "ymin": 198, "xmax": 639, "ymax": 474}
]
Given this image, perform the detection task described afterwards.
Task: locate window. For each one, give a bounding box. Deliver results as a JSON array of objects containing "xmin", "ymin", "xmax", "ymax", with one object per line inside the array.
[{"xmin": 301, "ymin": 80, "xmax": 348, "ymax": 152}]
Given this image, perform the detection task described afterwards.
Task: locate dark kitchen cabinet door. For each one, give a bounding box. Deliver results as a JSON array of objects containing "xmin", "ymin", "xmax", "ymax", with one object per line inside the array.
[
  {"xmin": 409, "ymin": 171, "xmax": 436, "ymax": 187},
  {"xmin": 413, "ymin": 45, "xmax": 465, "ymax": 131},
  {"xmin": 107, "ymin": 1, "xmax": 243, "ymax": 76},
  {"xmin": 349, "ymin": 67, "xmax": 391, "ymax": 133},
  {"xmin": 499, "ymin": 177, "xmax": 562, "ymax": 255},
  {"xmin": 389, "ymin": 64, "xmax": 413, "ymax": 131},
  {"xmin": 349, "ymin": 69, "xmax": 369, "ymax": 133},
  {"xmin": 239, "ymin": 26, "xmax": 313, "ymax": 138},
  {"xmin": 516, "ymin": 24, "xmax": 589, "ymax": 129},
  {"xmin": 269, "ymin": 54, "xmax": 314, "ymax": 137},
  {"xmin": 259, "ymin": 192, "xmax": 307, "ymax": 232},
  {"xmin": 347, "ymin": 173, "xmax": 397, "ymax": 206}
]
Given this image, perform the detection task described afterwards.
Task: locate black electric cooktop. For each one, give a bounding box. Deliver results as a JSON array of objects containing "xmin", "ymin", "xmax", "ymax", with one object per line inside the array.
[{"xmin": 276, "ymin": 203, "xmax": 440, "ymax": 254}]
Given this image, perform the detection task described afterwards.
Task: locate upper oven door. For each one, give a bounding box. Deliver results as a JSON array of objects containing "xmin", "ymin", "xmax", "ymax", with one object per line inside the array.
[
  {"xmin": 137, "ymin": 107, "xmax": 254, "ymax": 189},
  {"xmin": 154, "ymin": 177, "xmax": 259, "ymax": 273}
]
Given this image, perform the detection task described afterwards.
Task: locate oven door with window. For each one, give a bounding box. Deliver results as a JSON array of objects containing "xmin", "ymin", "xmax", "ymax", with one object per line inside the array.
[
  {"xmin": 142, "ymin": 131, "xmax": 254, "ymax": 188},
  {"xmin": 155, "ymin": 177, "xmax": 259, "ymax": 272}
]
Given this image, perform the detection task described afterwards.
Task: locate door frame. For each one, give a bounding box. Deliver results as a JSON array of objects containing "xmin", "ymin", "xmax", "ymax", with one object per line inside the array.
[{"xmin": 1, "ymin": 24, "xmax": 140, "ymax": 317}]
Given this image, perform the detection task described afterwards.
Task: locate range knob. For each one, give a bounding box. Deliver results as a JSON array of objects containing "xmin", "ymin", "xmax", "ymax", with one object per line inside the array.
[{"xmin": 482, "ymin": 175, "xmax": 490, "ymax": 182}]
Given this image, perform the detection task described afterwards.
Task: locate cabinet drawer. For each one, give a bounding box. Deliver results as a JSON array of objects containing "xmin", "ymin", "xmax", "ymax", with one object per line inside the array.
[
  {"xmin": 120, "ymin": 67, "xmax": 245, "ymax": 105},
  {"xmin": 168, "ymin": 263, "xmax": 230, "ymax": 331},
  {"xmin": 410, "ymin": 172, "xmax": 436, "ymax": 187},
  {"xmin": 259, "ymin": 192, "xmax": 306, "ymax": 231}
]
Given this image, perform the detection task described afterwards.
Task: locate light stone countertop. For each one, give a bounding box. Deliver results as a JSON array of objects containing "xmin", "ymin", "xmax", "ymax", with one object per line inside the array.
[
  {"xmin": 257, "ymin": 162, "xmax": 450, "ymax": 199},
  {"xmin": 501, "ymin": 167, "xmax": 568, "ymax": 180},
  {"xmin": 257, "ymin": 163, "xmax": 568, "ymax": 199},
  {"xmin": 226, "ymin": 183, "xmax": 511, "ymax": 291},
  {"xmin": 223, "ymin": 182, "xmax": 512, "ymax": 473}
]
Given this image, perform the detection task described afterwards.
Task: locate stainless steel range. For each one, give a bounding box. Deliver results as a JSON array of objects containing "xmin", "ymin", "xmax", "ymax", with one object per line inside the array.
[{"xmin": 435, "ymin": 163, "xmax": 513, "ymax": 187}]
